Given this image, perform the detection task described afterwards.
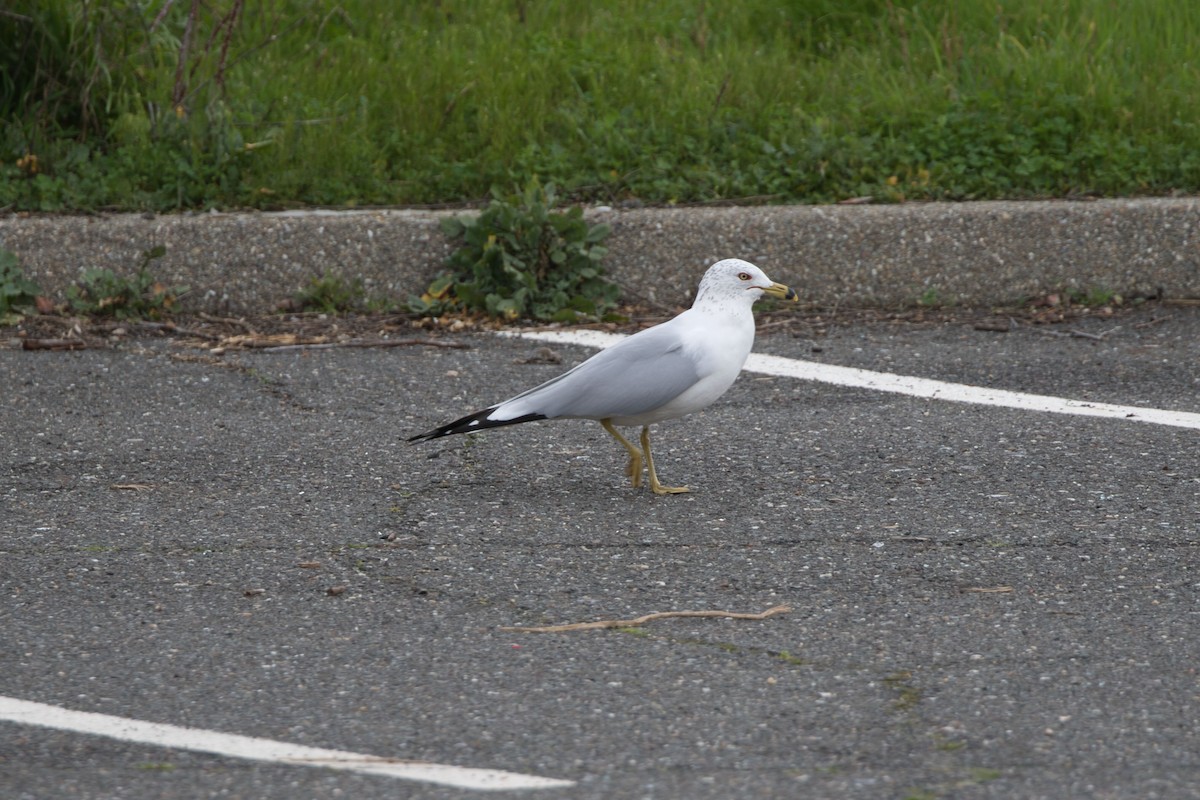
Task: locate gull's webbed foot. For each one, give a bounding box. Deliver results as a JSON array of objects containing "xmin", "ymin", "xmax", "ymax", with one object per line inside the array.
[{"xmin": 649, "ymin": 478, "xmax": 690, "ymax": 495}]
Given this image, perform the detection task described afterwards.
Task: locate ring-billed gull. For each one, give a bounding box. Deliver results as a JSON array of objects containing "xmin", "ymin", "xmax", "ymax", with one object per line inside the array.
[{"xmin": 409, "ymin": 258, "xmax": 797, "ymax": 494}]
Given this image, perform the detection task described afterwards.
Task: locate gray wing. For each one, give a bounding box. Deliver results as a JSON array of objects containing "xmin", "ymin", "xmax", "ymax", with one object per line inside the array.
[{"xmin": 493, "ymin": 323, "xmax": 699, "ymax": 421}]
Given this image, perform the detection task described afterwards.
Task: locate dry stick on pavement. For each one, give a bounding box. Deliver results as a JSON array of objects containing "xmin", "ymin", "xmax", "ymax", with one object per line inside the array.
[
  {"xmin": 133, "ymin": 321, "xmax": 223, "ymax": 340},
  {"xmin": 198, "ymin": 312, "xmax": 258, "ymax": 334},
  {"xmin": 248, "ymin": 338, "xmax": 469, "ymax": 352},
  {"xmin": 501, "ymin": 604, "xmax": 793, "ymax": 633}
]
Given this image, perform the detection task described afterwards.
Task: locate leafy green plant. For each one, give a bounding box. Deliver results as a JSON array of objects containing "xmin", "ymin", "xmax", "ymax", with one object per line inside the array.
[
  {"xmin": 289, "ymin": 273, "xmax": 398, "ymax": 313},
  {"xmin": 408, "ymin": 274, "xmax": 458, "ymax": 317},
  {"xmin": 66, "ymin": 246, "xmax": 186, "ymax": 319},
  {"xmin": 0, "ymin": 249, "xmax": 41, "ymax": 324},
  {"xmin": 1068, "ymin": 286, "xmax": 1123, "ymax": 307},
  {"xmin": 916, "ymin": 287, "xmax": 947, "ymax": 307},
  {"xmin": 422, "ymin": 182, "xmax": 617, "ymax": 321},
  {"xmin": 292, "ymin": 273, "xmax": 367, "ymax": 313}
]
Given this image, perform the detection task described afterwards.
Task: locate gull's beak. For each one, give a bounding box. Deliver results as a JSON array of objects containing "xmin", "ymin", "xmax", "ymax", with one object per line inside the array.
[{"xmin": 760, "ymin": 282, "xmax": 798, "ymax": 302}]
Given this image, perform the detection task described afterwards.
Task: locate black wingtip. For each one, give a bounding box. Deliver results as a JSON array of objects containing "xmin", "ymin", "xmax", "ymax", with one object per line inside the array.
[{"xmin": 408, "ymin": 408, "xmax": 548, "ymax": 443}]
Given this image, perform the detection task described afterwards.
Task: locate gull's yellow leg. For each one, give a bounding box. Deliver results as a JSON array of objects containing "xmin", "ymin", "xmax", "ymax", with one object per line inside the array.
[
  {"xmin": 601, "ymin": 419, "xmax": 644, "ymax": 488},
  {"xmin": 641, "ymin": 426, "xmax": 689, "ymax": 495}
]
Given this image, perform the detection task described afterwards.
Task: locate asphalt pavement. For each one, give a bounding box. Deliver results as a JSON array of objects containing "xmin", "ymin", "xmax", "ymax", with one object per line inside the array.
[{"xmin": 3, "ymin": 305, "xmax": 1199, "ymax": 799}]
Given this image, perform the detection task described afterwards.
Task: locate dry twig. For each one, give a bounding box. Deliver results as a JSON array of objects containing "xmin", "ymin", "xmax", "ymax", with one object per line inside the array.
[
  {"xmin": 199, "ymin": 312, "xmax": 258, "ymax": 334},
  {"xmin": 501, "ymin": 604, "xmax": 792, "ymax": 633},
  {"xmin": 134, "ymin": 321, "xmax": 222, "ymax": 340},
  {"xmin": 242, "ymin": 338, "xmax": 469, "ymax": 352}
]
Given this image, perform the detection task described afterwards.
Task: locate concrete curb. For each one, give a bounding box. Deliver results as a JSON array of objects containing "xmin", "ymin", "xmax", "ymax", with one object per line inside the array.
[{"xmin": 2, "ymin": 198, "xmax": 1198, "ymax": 313}]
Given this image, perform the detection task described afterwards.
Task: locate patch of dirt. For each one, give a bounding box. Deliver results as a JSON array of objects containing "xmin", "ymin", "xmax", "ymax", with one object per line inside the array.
[{"xmin": 1, "ymin": 299, "xmax": 1181, "ymax": 353}]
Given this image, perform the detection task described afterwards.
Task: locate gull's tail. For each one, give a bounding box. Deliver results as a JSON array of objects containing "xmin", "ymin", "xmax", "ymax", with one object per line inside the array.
[{"xmin": 407, "ymin": 407, "xmax": 548, "ymax": 443}]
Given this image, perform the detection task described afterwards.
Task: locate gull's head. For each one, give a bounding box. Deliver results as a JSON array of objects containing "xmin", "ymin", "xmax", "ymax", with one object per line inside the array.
[{"xmin": 694, "ymin": 258, "xmax": 798, "ymax": 308}]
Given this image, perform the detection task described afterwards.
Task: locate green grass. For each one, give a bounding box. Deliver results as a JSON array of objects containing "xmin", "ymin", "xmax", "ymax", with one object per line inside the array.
[{"xmin": 5, "ymin": 0, "xmax": 1200, "ymax": 211}]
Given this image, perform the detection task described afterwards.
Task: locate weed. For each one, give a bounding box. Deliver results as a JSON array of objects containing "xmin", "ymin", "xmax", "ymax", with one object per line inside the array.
[
  {"xmin": 616, "ymin": 627, "xmax": 652, "ymax": 638},
  {"xmin": 293, "ymin": 273, "xmax": 366, "ymax": 314},
  {"xmin": 66, "ymin": 247, "xmax": 187, "ymax": 319},
  {"xmin": 970, "ymin": 767, "xmax": 1002, "ymax": 782},
  {"xmin": 775, "ymin": 650, "xmax": 810, "ymax": 666},
  {"xmin": 883, "ymin": 669, "xmax": 922, "ymax": 712},
  {"xmin": 0, "ymin": 249, "xmax": 41, "ymax": 323},
  {"xmin": 408, "ymin": 274, "xmax": 457, "ymax": 318},
  {"xmin": 1068, "ymin": 286, "xmax": 1123, "ymax": 307},
  {"xmin": 917, "ymin": 288, "xmax": 950, "ymax": 308},
  {"xmin": 422, "ymin": 182, "xmax": 618, "ymax": 322},
  {"xmin": 364, "ymin": 294, "xmax": 398, "ymax": 313},
  {"xmin": 290, "ymin": 273, "xmax": 397, "ymax": 313}
]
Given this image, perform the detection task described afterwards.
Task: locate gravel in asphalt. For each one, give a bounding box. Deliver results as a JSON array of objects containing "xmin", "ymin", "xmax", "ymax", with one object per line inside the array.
[{"xmin": 2, "ymin": 306, "xmax": 1199, "ymax": 799}]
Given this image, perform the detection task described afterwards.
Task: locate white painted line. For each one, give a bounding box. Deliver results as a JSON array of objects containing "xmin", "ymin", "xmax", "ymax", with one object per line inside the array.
[
  {"xmin": 506, "ymin": 329, "xmax": 1200, "ymax": 431},
  {"xmin": 0, "ymin": 696, "xmax": 573, "ymax": 791}
]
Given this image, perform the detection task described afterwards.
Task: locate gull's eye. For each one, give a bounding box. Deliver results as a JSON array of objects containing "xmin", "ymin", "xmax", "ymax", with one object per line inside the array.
[{"xmin": 738, "ymin": 272, "xmax": 752, "ymax": 281}]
